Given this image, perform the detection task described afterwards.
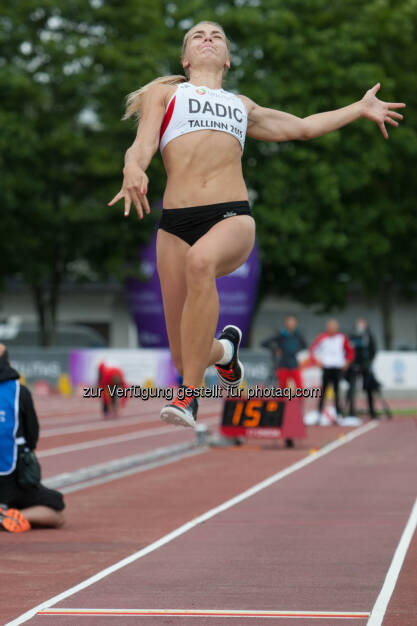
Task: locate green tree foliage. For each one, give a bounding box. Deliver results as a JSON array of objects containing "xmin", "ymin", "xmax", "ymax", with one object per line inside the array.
[
  {"xmin": 178, "ymin": 0, "xmax": 416, "ymax": 345},
  {"xmin": 1, "ymin": 0, "xmax": 168, "ymax": 344},
  {"xmin": 223, "ymin": 0, "xmax": 416, "ymax": 317},
  {"xmin": 1, "ymin": 0, "xmax": 415, "ymax": 346}
]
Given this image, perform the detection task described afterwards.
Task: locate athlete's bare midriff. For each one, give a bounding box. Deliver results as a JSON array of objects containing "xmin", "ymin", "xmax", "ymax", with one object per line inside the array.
[
  {"xmin": 162, "ymin": 131, "xmax": 248, "ymax": 208},
  {"xmin": 160, "ymin": 87, "xmax": 249, "ymax": 209}
]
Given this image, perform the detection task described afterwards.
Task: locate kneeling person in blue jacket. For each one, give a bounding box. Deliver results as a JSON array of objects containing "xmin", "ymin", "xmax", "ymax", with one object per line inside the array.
[{"xmin": 0, "ymin": 344, "xmax": 65, "ymax": 533}]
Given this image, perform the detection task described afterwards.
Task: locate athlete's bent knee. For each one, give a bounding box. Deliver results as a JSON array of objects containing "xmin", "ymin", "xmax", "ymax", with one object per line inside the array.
[{"xmin": 185, "ymin": 249, "xmax": 215, "ymax": 285}]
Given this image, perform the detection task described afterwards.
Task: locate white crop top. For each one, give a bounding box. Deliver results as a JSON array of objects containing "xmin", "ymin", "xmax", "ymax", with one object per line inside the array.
[{"xmin": 159, "ymin": 82, "xmax": 248, "ymax": 153}]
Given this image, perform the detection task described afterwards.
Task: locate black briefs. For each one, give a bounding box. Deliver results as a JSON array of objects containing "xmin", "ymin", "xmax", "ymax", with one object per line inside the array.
[{"xmin": 158, "ymin": 200, "xmax": 253, "ymax": 247}]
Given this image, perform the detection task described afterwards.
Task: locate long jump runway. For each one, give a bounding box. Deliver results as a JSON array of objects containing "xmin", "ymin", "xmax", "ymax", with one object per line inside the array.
[{"xmin": 5, "ymin": 418, "xmax": 417, "ymax": 626}]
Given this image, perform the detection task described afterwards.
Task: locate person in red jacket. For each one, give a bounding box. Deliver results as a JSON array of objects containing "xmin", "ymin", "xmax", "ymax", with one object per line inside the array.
[
  {"xmin": 310, "ymin": 319, "xmax": 355, "ymax": 419},
  {"xmin": 97, "ymin": 362, "xmax": 128, "ymax": 419}
]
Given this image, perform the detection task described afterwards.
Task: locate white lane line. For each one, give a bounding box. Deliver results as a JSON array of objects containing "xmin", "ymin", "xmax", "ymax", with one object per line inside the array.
[
  {"xmin": 41, "ymin": 408, "xmax": 219, "ymax": 437},
  {"xmin": 36, "ymin": 403, "xmax": 179, "ymax": 426},
  {"xmin": 367, "ymin": 496, "xmax": 417, "ymax": 626},
  {"xmin": 38, "ymin": 416, "xmax": 219, "ymax": 458},
  {"xmin": 5, "ymin": 420, "xmax": 378, "ymax": 626},
  {"xmin": 40, "ymin": 414, "xmax": 157, "ymax": 436},
  {"xmin": 38, "ymin": 400, "xmax": 223, "ymax": 424},
  {"xmin": 39, "ymin": 409, "xmax": 181, "ymax": 430},
  {"xmin": 38, "ymin": 403, "xmax": 223, "ymax": 430},
  {"xmin": 38, "ymin": 427, "xmax": 179, "ymax": 457},
  {"xmin": 37, "ymin": 607, "xmax": 370, "ymax": 619},
  {"xmin": 39, "ymin": 409, "xmax": 111, "ymax": 424}
]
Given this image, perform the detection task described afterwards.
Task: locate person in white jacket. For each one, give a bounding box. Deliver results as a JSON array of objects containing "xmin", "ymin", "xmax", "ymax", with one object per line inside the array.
[{"xmin": 310, "ymin": 320, "xmax": 355, "ymax": 419}]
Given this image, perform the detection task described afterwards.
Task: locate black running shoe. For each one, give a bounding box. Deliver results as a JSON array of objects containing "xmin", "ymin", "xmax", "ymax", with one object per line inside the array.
[
  {"xmin": 160, "ymin": 392, "xmax": 198, "ymax": 428},
  {"xmin": 215, "ymin": 325, "xmax": 244, "ymax": 390}
]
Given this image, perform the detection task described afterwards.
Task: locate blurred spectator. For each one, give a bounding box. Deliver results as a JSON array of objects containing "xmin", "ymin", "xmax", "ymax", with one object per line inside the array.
[
  {"xmin": 263, "ymin": 315, "xmax": 306, "ymax": 390},
  {"xmin": 97, "ymin": 362, "xmax": 127, "ymax": 419},
  {"xmin": 0, "ymin": 344, "xmax": 65, "ymax": 533},
  {"xmin": 310, "ymin": 319, "xmax": 355, "ymax": 420},
  {"xmin": 345, "ymin": 318, "xmax": 377, "ymax": 418}
]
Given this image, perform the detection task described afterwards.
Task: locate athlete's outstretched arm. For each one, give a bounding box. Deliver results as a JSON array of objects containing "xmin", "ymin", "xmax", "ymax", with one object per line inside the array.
[
  {"xmin": 242, "ymin": 83, "xmax": 405, "ymax": 143},
  {"xmin": 108, "ymin": 84, "xmax": 169, "ymax": 219}
]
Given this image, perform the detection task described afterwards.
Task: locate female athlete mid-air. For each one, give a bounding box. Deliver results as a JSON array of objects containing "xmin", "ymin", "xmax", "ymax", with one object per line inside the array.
[{"xmin": 109, "ymin": 21, "xmax": 405, "ymax": 428}]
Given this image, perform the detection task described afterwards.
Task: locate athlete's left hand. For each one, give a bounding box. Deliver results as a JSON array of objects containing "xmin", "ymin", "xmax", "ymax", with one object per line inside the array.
[{"xmin": 361, "ymin": 83, "xmax": 406, "ymax": 139}]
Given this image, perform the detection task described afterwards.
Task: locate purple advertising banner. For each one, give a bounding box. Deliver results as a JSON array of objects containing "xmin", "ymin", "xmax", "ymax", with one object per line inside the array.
[
  {"xmin": 69, "ymin": 348, "xmax": 178, "ymax": 387},
  {"xmin": 126, "ymin": 232, "xmax": 261, "ymax": 348},
  {"xmin": 126, "ymin": 233, "xmax": 169, "ymax": 348}
]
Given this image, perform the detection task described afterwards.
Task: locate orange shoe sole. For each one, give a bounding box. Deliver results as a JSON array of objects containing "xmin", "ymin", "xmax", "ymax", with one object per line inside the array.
[{"xmin": 0, "ymin": 508, "xmax": 31, "ymax": 533}]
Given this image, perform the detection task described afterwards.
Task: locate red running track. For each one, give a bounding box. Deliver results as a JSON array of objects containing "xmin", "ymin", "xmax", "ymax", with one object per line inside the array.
[
  {"xmin": 35, "ymin": 397, "xmax": 222, "ymax": 479},
  {"xmin": 1, "ymin": 416, "xmax": 416, "ymax": 625}
]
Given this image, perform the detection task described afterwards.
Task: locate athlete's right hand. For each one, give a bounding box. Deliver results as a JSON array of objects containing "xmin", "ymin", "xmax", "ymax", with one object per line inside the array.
[{"xmin": 108, "ymin": 163, "xmax": 150, "ymax": 220}]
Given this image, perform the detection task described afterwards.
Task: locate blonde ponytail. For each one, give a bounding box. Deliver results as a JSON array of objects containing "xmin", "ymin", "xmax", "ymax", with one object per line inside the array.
[{"xmin": 123, "ymin": 75, "xmax": 187, "ymax": 121}]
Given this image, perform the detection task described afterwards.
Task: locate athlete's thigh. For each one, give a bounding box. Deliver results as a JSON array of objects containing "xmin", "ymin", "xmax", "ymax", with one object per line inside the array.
[
  {"xmin": 191, "ymin": 215, "xmax": 256, "ymax": 278},
  {"xmin": 156, "ymin": 229, "xmax": 189, "ymax": 364}
]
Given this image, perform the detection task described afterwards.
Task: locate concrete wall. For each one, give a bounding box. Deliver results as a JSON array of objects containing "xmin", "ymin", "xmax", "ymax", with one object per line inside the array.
[
  {"xmin": 0, "ymin": 285, "xmax": 138, "ymax": 349},
  {"xmin": 1, "ymin": 284, "xmax": 416, "ymax": 351}
]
